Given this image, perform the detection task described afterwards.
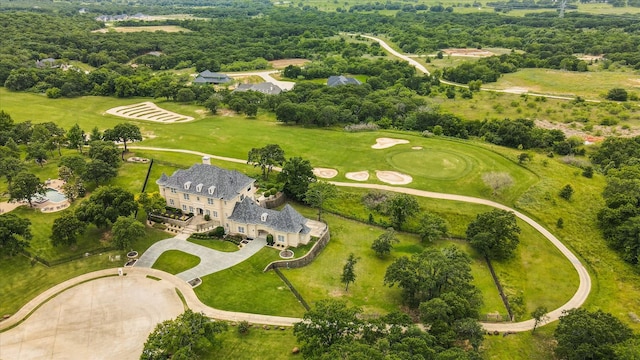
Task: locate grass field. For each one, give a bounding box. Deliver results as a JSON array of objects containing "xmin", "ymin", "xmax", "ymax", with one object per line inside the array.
[
  {"xmin": 188, "ymin": 238, "xmax": 240, "ymax": 252},
  {"xmin": 151, "ymin": 250, "xmax": 201, "ymax": 275},
  {"xmin": 213, "ymin": 327, "xmax": 297, "ymax": 360},
  {"xmin": 194, "ymin": 248, "xmax": 306, "ymax": 317}
]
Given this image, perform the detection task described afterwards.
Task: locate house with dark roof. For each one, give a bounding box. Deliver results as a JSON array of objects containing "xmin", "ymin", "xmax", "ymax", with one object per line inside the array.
[
  {"xmin": 233, "ymin": 82, "xmax": 282, "ymax": 95},
  {"xmin": 193, "ymin": 70, "xmax": 233, "ymax": 85},
  {"xmin": 156, "ymin": 160, "xmax": 313, "ymax": 247},
  {"xmin": 327, "ymin": 75, "xmax": 362, "ymax": 87}
]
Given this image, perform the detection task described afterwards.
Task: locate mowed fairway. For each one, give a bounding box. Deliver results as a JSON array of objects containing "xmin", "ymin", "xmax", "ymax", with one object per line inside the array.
[{"xmin": 0, "ymin": 90, "xmax": 537, "ymax": 204}]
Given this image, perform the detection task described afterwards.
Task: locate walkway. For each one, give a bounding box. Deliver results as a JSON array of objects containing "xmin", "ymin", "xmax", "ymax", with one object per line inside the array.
[
  {"xmin": 124, "ymin": 146, "xmax": 591, "ymax": 332},
  {"xmin": 135, "ymin": 236, "xmax": 266, "ymax": 281}
]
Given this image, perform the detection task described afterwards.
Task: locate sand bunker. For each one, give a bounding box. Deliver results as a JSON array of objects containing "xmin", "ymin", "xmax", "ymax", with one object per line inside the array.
[
  {"xmin": 411, "ymin": 146, "xmax": 423, "ymax": 150},
  {"xmin": 345, "ymin": 171, "xmax": 369, "ymax": 181},
  {"xmin": 376, "ymin": 171, "xmax": 413, "ymax": 185},
  {"xmin": 313, "ymin": 168, "xmax": 338, "ymax": 179},
  {"xmin": 442, "ymin": 48, "xmax": 494, "ymax": 57},
  {"xmin": 371, "ymin": 138, "xmax": 410, "ymax": 149},
  {"xmin": 105, "ymin": 102, "xmax": 194, "ymax": 123}
]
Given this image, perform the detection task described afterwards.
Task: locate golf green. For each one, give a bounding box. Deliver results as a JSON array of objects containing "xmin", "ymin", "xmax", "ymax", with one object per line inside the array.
[{"xmin": 387, "ymin": 148, "xmax": 473, "ymax": 180}]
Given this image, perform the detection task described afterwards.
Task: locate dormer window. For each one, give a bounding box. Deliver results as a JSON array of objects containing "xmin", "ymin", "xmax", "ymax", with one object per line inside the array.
[
  {"xmin": 208, "ymin": 186, "xmax": 215, "ymax": 195},
  {"xmin": 196, "ymin": 183, "xmax": 203, "ymax": 192},
  {"xmin": 184, "ymin": 181, "xmax": 191, "ymax": 190},
  {"xmin": 261, "ymin": 213, "xmax": 268, "ymax": 222}
]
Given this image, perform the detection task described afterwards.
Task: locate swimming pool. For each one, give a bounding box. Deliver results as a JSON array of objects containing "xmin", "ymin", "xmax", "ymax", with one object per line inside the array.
[{"xmin": 45, "ymin": 188, "xmax": 67, "ymax": 203}]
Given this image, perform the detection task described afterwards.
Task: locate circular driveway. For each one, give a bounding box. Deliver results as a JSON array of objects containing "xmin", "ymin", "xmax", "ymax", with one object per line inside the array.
[{"xmin": 0, "ymin": 273, "xmax": 184, "ymax": 360}]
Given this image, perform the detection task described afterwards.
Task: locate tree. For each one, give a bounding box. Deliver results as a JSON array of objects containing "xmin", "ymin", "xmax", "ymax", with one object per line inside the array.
[
  {"xmin": 482, "ymin": 172, "xmax": 514, "ymax": 195},
  {"xmin": 247, "ymin": 144, "xmax": 285, "ymax": 180},
  {"xmin": 554, "ymin": 308, "xmax": 633, "ymax": 360},
  {"xmin": 466, "ymin": 209, "xmax": 520, "ymax": 260},
  {"xmin": 606, "ymin": 88, "xmax": 628, "ymax": 101},
  {"xmin": 372, "ymin": 228, "xmax": 399, "ymax": 258},
  {"xmin": 0, "ymin": 157, "xmax": 25, "ymax": 185},
  {"xmin": 138, "ymin": 192, "xmax": 167, "ymax": 215},
  {"xmin": 204, "ymin": 96, "xmax": 220, "ymax": 114},
  {"xmin": 385, "ymin": 246, "xmax": 481, "ymax": 309},
  {"xmin": 9, "ymin": 172, "xmax": 45, "ymax": 208},
  {"xmin": 89, "ymin": 126, "xmax": 102, "ymax": 141},
  {"xmin": 141, "ymin": 309, "xmax": 227, "ymax": 360},
  {"xmin": 0, "ymin": 213, "xmax": 32, "ymax": 256},
  {"xmin": 387, "ymin": 193, "xmax": 419, "ymax": 229},
  {"xmin": 26, "ymin": 142, "xmax": 48, "ymax": 167},
  {"xmin": 111, "ymin": 216, "xmax": 145, "ymax": 250},
  {"xmin": 278, "ymin": 156, "xmax": 316, "ymax": 202},
  {"xmin": 89, "ymin": 140, "xmax": 121, "ymax": 168},
  {"xmin": 176, "ymin": 88, "xmax": 196, "ymax": 103},
  {"xmin": 418, "ymin": 212, "xmax": 448, "ymax": 242},
  {"xmin": 341, "ymin": 253, "xmax": 359, "ymax": 291},
  {"xmin": 530, "ymin": 306, "xmax": 549, "ymax": 334},
  {"xmin": 103, "ymin": 123, "xmax": 142, "ymax": 154},
  {"xmin": 66, "ymin": 123, "xmax": 85, "ymax": 153},
  {"xmin": 59, "ymin": 155, "xmax": 87, "ymax": 177},
  {"xmin": 582, "ymin": 166, "xmax": 594, "ymax": 178},
  {"xmin": 61, "ymin": 178, "xmax": 85, "ymax": 202},
  {"xmin": 83, "ymin": 159, "xmax": 118, "ymax": 185},
  {"xmin": 559, "ymin": 184, "xmax": 574, "ymax": 200},
  {"xmin": 293, "ymin": 300, "xmax": 361, "ymax": 357},
  {"xmin": 75, "ymin": 186, "xmax": 137, "ymax": 228},
  {"xmin": 304, "ymin": 181, "xmax": 337, "ymax": 221},
  {"xmin": 51, "ymin": 212, "xmax": 87, "ymax": 247}
]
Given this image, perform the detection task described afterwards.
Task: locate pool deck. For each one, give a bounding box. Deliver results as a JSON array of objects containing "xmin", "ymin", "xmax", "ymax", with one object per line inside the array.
[{"xmin": 0, "ymin": 179, "xmax": 70, "ymax": 214}]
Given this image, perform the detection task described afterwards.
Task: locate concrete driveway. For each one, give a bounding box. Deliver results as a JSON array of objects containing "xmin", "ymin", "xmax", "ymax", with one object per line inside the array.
[{"xmin": 0, "ymin": 273, "xmax": 184, "ymax": 360}]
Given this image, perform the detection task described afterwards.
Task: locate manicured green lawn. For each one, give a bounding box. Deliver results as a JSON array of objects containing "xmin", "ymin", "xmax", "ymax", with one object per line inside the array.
[
  {"xmin": 0, "ymin": 89, "xmax": 537, "ymax": 204},
  {"xmin": 194, "ymin": 248, "xmax": 306, "ymax": 317},
  {"xmin": 188, "ymin": 238, "xmax": 239, "ymax": 252},
  {"xmin": 211, "ymin": 327, "xmax": 298, "ymax": 360},
  {"xmin": 151, "ymin": 250, "xmax": 201, "ymax": 275}
]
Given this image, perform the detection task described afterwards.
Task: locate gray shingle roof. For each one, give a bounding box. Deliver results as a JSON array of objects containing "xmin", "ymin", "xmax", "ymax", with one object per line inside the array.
[
  {"xmin": 327, "ymin": 75, "xmax": 362, "ymax": 87},
  {"xmin": 156, "ymin": 164, "xmax": 254, "ymax": 200},
  {"xmin": 228, "ymin": 197, "xmax": 310, "ymax": 234},
  {"xmin": 196, "ymin": 70, "xmax": 232, "ymax": 83},
  {"xmin": 233, "ymin": 82, "xmax": 282, "ymax": 95}
]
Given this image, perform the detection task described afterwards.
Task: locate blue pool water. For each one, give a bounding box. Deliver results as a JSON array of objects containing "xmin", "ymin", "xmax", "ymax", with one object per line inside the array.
[{"xmin": 45, "ymin": 188, "xmax": 67, "ymax": 203}]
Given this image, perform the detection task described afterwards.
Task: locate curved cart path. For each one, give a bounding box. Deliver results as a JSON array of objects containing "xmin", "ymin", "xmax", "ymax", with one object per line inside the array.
[{"xmin": 126, "ymin": 146, "xmax": 590, "ymax": 332}]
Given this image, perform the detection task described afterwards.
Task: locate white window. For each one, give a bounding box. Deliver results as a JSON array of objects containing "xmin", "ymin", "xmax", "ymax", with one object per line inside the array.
[
  {"xmin": 205, "ymin": 210, "xmax": 210, "ymax": 216},
  {"xmin": 213, "ymin": 211, "xmax": 218, "ymax": 218},
  {"xmin": 184, "ymin": 181, "xmax": 191, "ymax": 190},
  {"xmin": 278, "ymin": 235, "xmax": 285, "ymax": 242},
  {"xmin": 182, "ymin": 205, "xmax": 187, "ymax": 211},
  {"xmin": 196, "ymin": 183, "xmax": 203, "ymax": 192},
  {"xmin": 183, "ymin": 193, "xmax": 190, "ymax": 200},
  {"xmin": 208, "ymin": 186, "xmax": 215, "ymax": 195},
  {"xmin": 238, "ymin": 226, "xmax": 245, "ymax": 234},
  {"xmin": 169, "ymin": 199, "xmax": 174, "ymax": 206},
  {"xmin": 170, "ymin": 188, "xmax": 176, "ymax": 193},
  {"xmin": 261, "ymin": 213, "xmax": 268, "ymax": 222},
  {"xmin": 189, "ymin": 206, "xmax": 194, "ymax": 213},
  {"xmin": 207, "ymin": 198, "xmax": 214, "ymax": 205}
]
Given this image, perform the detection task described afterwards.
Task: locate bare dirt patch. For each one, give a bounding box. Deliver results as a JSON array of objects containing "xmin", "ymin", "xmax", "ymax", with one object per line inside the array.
[
  {"xmin": 92, "ymin": 26, "xmax": 190, "ymax": 33},
  {"xmin": 535, "ymin": 119, "xmax": 640, "ymax": 140},
  {"xmin": 376, "ymin": 171, "xmax": 413, "ymax": 185},
  {"xmin": 268, "ymin": 59, "xmax": 311, "ymax": 69},
  {"xmin": 411, "ymin": 146, "xmax": 423, "ymax": 150},
  {"xmin": 442, "ymin": 48, "xmax": 494, "ymax": 57},
  {"xmin": 371, "ymin": 138, "xmax": 410, "ymax": 149},
  {"xmin": 575, "ymin": 54, "xmax": 604, "ymax": 62},
  {"xmin": 345, "ymin": 171, "xmax": 370, "ymax": 181},
  {"xmin": 105, "ymin": 102, "xmax": 193, "ymax": 123},
  {"xmin": 313, "ymin": 168, "xmax": 338, "ymax": 179}
]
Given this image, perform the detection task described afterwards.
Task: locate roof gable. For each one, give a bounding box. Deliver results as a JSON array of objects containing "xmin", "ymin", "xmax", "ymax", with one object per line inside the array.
[
  {"xmin": 228, "ymin": 198, "xmax": 310, "ymax": 234},
  {"xmin": 327, "ymin": 75, "xmax": 361, "ymax": 87},
  {"xmin": 156, "ymin": 164, "xmax": 254, "ymax": 199}
]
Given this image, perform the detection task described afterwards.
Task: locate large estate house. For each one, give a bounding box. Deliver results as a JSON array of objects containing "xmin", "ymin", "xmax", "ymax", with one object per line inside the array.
[
  {"xmin": 193, "ymin": 70, "xmax": 233, "ymax": 85},
  {"xmin": 156, "ymin": 160, "xmax": 314, "ymax": 247}
]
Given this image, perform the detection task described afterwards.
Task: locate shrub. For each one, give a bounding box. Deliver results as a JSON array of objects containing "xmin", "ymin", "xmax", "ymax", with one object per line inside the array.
[
  {"xmin": 582, "ymin": 166, "xmax": 594, "ymax": 178},
  {"xmin": 210, "ymin": 226, "xmax": 225, "ymax": 238},
  {"xmin": 362, "ymin": 191, "xmax": 388, "ymax": 212},
  {"xmin": 266, "ymin": 234, "xmax": 274, "ymax": 246},
  {"xmin": 204, "ymin": 214, "xmax": 211, "ymax": 221},
  {"xmin": 344, "ymin": 122, "xmax": 380, "ymax": 132},
  {"xmin": 152, "ymin": 223, "xmax": 167, "ymax": 230},
  {"xmin": 559, "ymin": 184, "xmax": 574, "ymax": 200},
  {"xmin": 238, "ymin": 321, "xmax": 250, "ymax": 335}
]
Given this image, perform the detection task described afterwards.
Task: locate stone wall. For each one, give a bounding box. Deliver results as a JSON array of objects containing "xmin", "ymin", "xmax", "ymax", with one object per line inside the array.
[{"xmin": 263, "ymin": 227, "xmax": 330, "ymax": 272}]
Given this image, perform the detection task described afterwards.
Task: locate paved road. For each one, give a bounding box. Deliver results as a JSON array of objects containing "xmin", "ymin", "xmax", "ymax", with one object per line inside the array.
[
  {"xmin": 0, "ymin": 268, "xmax": 299, "ymax": 359},
  {"xmin": 124, "ymin": 146, "xmax": 591, "ymax": 332},
  {"xmin": 135, "ymin": 236, "xmax": 265, "ymax": 281}
]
